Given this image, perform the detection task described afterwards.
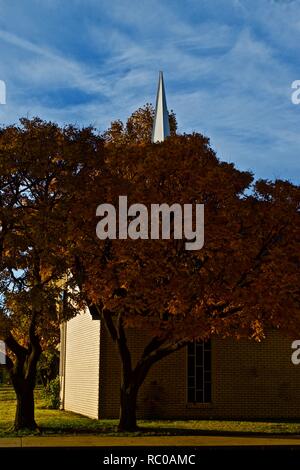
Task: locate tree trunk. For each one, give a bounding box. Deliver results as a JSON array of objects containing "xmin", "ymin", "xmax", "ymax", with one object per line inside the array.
[
  {"xmin": 14, "ymin": 383, "xmax": 37, "ymax": 430},
  {"xmin": 118, "ymin": 384, "xmax": 138, "ymax": 432},
  {"xmin": 4, "ymin": 308, "xmax": 42, "ymax": 431},
  {"xmin": 100, "ymin": 309, "xmax": 185, "ymax": 432},
  {"xmin": 7, "ymin": 340, "xmax": 42, "ymax": 431}
]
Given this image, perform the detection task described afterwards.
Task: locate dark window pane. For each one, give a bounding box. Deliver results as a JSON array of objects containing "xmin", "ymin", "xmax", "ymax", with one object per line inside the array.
[
  {"xmin": 204, "ymin": 350, "xmax": 211, "ymax": 365},
  {"xmin": 188, "ymin": 389, "xmax": 195, "ymax": 402},
  {"xmin": 187, "ymin": 341, "xmax": 212, "ymax": 404},
  {"xmin": 188, "ymin": 359, "xmax": 194, "ymax": 376},
  {"xmin": 204, "ymin": 370, "xmax": 211, "ymax": 382},
  {"xmin": 195, "ymin": 349, "xmax": 203, "ymax": 366},
  {"xmin": 188, "ymin": 377, "xmax": 195, "ymax": 389},
  {"xmin": 204, "ymin": 383, "xmax": 211, "ymax": 402},
  {"xmin": 196, "ymin": 373, "xmax": 204, "ymax": 390}
]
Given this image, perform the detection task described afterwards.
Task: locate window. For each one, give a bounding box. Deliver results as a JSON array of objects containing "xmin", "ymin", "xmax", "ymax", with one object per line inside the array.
[{"xmin": 187, "ymin": 340, "xmax": 212, "ymax": 403}]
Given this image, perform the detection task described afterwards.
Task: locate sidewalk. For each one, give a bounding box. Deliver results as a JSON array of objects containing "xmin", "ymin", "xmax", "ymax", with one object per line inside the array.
[{"xmin": 1, "ymin": 434, "xmax": 300, "ymax": 447}]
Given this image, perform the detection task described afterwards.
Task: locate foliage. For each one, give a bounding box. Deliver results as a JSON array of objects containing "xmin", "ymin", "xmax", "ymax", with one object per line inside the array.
[
  {"xmin": 0, "ymin": 367, "xmax": 10, "ymax": 385},
  {"xmin": 103, "ymin": 103, "xmax": 177, "ymax": 144},
  {"xmin": 38, "ymin": 350, "xmax": 59, "ymax": 387},
  {"xmin": 42, "ymin": 377, "xmax": 60, "ymax": 409},
  {"xmin": 68, "ymin": 133, "xmax": 300, "ymax": 342}
]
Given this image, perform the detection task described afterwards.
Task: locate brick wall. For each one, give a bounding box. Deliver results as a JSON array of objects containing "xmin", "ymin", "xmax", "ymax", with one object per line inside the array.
[{"xmin": 99, "ymin": 326, "xmax": 300, "ymax": 420}]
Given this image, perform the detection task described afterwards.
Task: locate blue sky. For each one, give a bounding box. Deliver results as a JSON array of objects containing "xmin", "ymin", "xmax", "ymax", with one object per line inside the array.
[{"xmin": 0, "ymin": 0, "xmax": 299, "ymax": 182}]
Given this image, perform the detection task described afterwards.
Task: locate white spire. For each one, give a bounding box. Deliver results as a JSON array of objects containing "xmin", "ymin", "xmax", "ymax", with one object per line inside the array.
[{"xmin": 152, "ymin": 71, "xmax": 170, "ymax": 143}]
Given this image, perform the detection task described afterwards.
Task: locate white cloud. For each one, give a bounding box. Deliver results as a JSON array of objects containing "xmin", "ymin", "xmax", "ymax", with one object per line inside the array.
[{"xmin": 0, "ymin": 29, "xmax": 109, "ymax": 95}]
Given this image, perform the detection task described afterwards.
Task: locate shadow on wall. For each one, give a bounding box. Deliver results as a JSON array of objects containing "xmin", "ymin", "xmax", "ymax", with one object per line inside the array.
[{"xmin": 141, "ymin": 380, "xmax": 166, "ymax": 419}]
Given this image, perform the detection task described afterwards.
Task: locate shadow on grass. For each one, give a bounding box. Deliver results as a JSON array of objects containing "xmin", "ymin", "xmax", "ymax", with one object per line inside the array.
[
  {"xmin": 137, "ymin": 427, "xmax": 300, "ymax": 438},
  {"xmin": 31, "ymin": 423, "xmax": 300, "ymax": 438},
  {"xmin": 3, "ymin": 426, "xmax": 300, "ymax": 438}
]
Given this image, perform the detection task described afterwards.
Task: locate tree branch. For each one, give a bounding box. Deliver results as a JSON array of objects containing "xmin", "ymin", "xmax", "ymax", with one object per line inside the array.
[
  {"xmin": 4, "ymin": 332, "xmax": 28, "ymax": 359},
  {"xmin": 133, "ymin": 336, "xmax": 191, "ymax": 388},
  {"xmin": 141, "ymin": 336, "xmax": 168, "ymax": 359},
  {"xmin": 102, "ymin": 308, "xmax": 118, "ymax": 342},
  {"xmin": 116, "ymin": 313, "xmax": 132, "ymax": 382},
  {"xmin": 87, "ymin": 304, "xmax": 101, "ymax": 320}
]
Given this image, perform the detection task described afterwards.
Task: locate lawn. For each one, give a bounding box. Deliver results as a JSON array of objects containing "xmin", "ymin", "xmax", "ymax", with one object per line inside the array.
[{"xmin": 1, "ymin": 386, "xmax": 300, "ymax": 437}]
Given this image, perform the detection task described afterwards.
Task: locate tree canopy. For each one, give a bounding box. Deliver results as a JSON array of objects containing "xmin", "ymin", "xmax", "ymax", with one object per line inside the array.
[{"xmin": 68, "ymin": 133, "xmax": 300, "ymax": 343}]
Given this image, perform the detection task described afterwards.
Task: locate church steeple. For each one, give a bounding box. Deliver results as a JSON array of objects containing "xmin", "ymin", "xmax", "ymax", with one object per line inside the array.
[{"xmin": 152, "ymin": 71, "xmax": 170, "ymax": 143}]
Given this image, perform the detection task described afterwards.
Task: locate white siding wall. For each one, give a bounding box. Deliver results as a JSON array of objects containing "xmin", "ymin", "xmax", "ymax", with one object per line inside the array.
[{"xmin": 63, "ymin": 311, "xmax": 100, "ymax": 419}]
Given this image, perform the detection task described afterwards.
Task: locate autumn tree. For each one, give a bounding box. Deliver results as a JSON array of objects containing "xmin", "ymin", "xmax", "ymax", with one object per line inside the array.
[
  {"xmin": 103, "ymin": 103, "xmax": 177, "ymax": 144},
  {"xmin": 0, "ymin": 118, "xmax": 103, "ymax": 430},
  {"xmin": 64, "ymin": 133, "xmax": 300, "ymax": 431}
]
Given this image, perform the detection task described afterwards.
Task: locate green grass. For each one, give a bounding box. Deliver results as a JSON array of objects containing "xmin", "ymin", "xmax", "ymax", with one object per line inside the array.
[{"xmin": 1, "ymin": 386, "xmax": 300, "ymax": 437}]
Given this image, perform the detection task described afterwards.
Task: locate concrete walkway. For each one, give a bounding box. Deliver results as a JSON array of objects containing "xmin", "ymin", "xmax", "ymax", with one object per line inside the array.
[{"xmin": 1, "ymin": 435, "xmax": 300, "ymax": 447}]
